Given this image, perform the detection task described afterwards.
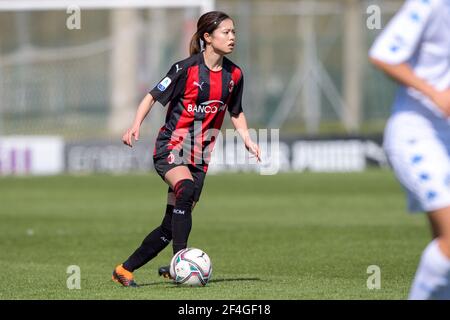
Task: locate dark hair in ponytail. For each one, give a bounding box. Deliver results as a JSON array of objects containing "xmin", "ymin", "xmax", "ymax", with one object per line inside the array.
[{"xmin": 189, "ymin": 11, "xmax": 231, "ymax": 56}]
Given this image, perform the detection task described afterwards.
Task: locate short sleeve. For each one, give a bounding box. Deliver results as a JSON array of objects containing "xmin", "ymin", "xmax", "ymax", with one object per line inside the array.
[
  {"xmin": 149, "ymin": 63, "xmax": 185, "ymax": 106},
  {"xmin": 369, "ymin": 0, "xmax": 437, "ymax": 64},
  {"xmin": 228, "ymin": 74, "xmax": 244, "ymax": 116}
]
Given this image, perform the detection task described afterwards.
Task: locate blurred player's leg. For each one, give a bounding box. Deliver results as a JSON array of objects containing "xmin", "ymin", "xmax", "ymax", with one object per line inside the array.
[
  {"xmin": 384, "ymin": 113, "xmax": 450, "ymax": 299},
  {"xmin": 409, "ymin": 207, "xmax": 450, "ymax": 300}
]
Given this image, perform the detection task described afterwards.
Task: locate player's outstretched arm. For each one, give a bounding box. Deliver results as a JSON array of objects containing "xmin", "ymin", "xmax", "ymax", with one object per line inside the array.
[
  {"xmin": 122, "ymin": 93, "xmax": 156, "ymax": 147},
  {"xmin": 230, "ymin": 112, "xmax": 261, "ymax": 162},
  {"xmin": 369, "ymin": 58, "xmax": 450, "ymax": 117}
]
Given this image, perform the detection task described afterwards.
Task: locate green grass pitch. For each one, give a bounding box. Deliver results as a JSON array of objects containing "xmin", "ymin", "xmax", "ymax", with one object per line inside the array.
[{"xmin": 0, "ymin": 170, "xmax": 430, "ymax": 299}]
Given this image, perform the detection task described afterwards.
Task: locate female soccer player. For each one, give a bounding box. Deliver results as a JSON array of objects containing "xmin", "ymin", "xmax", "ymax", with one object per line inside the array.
[
  {"xmin": 369, "ymin": 0, "xmax": 450, "ymax": 299},
  {"xmin": 112, "ymin": 11, "xmax": 261, "ymax": 287}
]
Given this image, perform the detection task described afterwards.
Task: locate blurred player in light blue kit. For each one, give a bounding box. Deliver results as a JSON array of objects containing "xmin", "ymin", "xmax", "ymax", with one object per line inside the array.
[{"xmin": 370, "ymin": 0, "xmax": 450, "ymax": 299}]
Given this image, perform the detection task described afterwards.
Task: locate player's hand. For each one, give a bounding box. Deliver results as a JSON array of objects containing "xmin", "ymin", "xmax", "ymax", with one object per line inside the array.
[
  {"xmin": 245, "ymin": 139, "xmax": 261, "ymax": 162},
  {"xmin": 430, "ymin": 89, "xmax": 450, "ymax": 117},
  {"xmin": 122, "ymin": 125, "xmax": 140, "ymax": 147}
]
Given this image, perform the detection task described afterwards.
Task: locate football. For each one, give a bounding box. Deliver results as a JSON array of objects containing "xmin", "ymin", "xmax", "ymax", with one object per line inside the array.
[{"xmin": 170, "ymin": 248, "xmax": 212, "ymax": 286}]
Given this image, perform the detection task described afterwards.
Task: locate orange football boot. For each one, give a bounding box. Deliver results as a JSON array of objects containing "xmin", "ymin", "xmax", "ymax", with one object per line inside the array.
[{"xmin": 112, "ymin": 264, "xmax": 138, "ymax": 287}]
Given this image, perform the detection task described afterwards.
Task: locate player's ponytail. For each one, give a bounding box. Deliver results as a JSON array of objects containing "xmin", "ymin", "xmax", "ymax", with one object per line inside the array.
[
  {"xmin": 189, "ymin": 11, "xmax": 231, "ymax": 56},
  {"xmin": 189, "ymin": 33, "xmax": 202, "ymax": 56}
]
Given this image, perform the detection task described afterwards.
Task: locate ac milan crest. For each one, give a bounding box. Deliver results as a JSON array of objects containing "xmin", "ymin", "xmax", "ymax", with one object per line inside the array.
[{"xmin": 167, "ymin": 153, "xmax": 175, "ymax": 164}]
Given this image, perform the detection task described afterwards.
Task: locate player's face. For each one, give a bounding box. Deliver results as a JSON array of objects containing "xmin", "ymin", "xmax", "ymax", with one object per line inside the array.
[{"xmin": 209, "ymin": 19, "xmax": 236, "ymax": 55}]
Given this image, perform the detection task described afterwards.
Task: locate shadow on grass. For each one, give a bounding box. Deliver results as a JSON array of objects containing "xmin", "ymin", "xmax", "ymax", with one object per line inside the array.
[
  {"xmin": 209, "ymin": 277, "xmax": 262, "ymax": 283},
  {"xmin": 138, "ymin": 281, "xmax": 169, "ymax": 287},
  {"xmin": 138, "ymin": 277, "xmax": 262, "ymax": 287}
]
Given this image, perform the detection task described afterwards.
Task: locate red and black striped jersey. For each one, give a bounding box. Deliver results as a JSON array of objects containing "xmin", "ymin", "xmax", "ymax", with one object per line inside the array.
[{"xmin": 149, "ymin": 52, "xmax": 244, "ymax": 172}]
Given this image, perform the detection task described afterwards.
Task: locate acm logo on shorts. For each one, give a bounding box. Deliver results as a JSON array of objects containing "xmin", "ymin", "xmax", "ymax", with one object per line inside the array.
[{"xmin": 167, "ymin": 153, "xmax": 175, "ymax": 164}]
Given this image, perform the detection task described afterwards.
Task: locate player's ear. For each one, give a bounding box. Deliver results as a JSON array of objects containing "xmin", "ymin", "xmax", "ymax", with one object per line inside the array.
[{"xmin": 203, "ymin": 32, "xmax": 212, "ymax": 45}]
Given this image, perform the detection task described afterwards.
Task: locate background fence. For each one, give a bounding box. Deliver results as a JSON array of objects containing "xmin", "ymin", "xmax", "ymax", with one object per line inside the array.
[{"xmin": 0, "ymin": 0, "xmax": 403, "ymax": 139}]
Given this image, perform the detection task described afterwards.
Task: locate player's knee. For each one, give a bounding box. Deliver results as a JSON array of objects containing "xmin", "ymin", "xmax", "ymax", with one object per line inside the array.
[
  {"xmin": 173, "ymin": 179, "xmax": 195, "ymax": 205},
  {"xmin": 167, "ymin": 192, "xmax": 176, "ymax": 206}
]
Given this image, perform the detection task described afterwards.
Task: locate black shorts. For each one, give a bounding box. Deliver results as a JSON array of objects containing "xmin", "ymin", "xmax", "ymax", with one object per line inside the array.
[{"xmin": 153, "ymin": 153, "xmax": 207, "ymax": 202}]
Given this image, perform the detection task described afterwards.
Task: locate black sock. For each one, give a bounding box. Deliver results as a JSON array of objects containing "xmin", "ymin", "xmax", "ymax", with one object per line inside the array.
[
  {"xmin": 172, "ymin": 179, "xmax": 195, "ymax": 255},
  {"xmin": 122, "ymin": 205, "xmax": 174, "ymax": 272}
]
